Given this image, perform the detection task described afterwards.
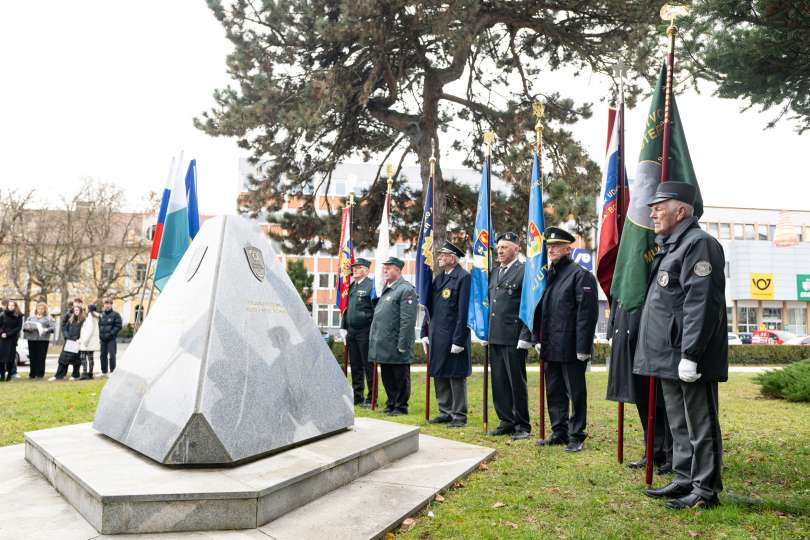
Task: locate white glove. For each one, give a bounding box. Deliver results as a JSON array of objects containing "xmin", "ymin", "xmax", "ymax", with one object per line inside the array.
[
  {"xmin": 534, "ymin": 344, "xmax": 542, "ymax": 354},
  {"xmin": 398, "ymin": 348, "xmax": 406, "ymax": 353},
  {"xmin": 339, "ymin": 329, "xmax": 348, "ymax": 340},
  {"xmin": 421, "ymin": 336, "xmax": 429, "ymax": 354},
  {"xmin": 516, "ymin": 340, "xmax": 532, "ymax": 350},
  {"xmin": 678, "ymin": 358, "xmax": 702, "ymax": 383},
  {"xmin": 480, "ymin": 341, "xmax": 488, "ymax": 346},
  {"xmin": 450, "ymin": 344, "xmax": 464, "ymax": 354},
  {"xmin": 576, "ymin": 353, "xmax": 590, "ymax": 362}
]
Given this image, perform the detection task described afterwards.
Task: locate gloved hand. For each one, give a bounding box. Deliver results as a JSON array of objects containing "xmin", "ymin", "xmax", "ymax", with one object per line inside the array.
[
  {"xmin": 398, "ymin": 348, "xmax": 406, "ymax": 353},
  {"xmin": 480, "ymin": 341, "xmax": 489, "ymax": 346},
  {"xmin": 516, "ymin": 340, "xmax": 532, "ymax": 350},
  {"xmin": 450, "ymin": 344, "xmax": 464, "ymax": 354},
  {"xmin": 576, "ymin": 353, "xmax": 590, "ymax": 362},
  {"xmin": 534, "ymin": 344, "xmax": 542, "ymax": 354},
  {"xmin": 421, "ymin": 336, "xmax": 429, "ymax": 354},
  {"xmin": 678, "ymin": 359, "xmax": 702, "ymax": 382},
  {"xmin": 339, "ymin": 329, "xmax": 348, "ymax": 341}
]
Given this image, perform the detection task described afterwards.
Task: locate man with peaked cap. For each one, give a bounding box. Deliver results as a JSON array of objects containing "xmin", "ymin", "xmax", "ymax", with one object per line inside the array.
[
  {"xmin": 369, "ymin": 256, "xmax": 418, "ymax": 416},
  {"xmin": 420, "ymin": 241, "xmax": 472, "ymax": 427},
  {"xmin": 341, "ymin": 258, "xmax": 376, "ymax": 407},
  {"xmin": 635, "ymin": 181, "xmax": 727, "ymax": 510},
  {"xmin": 486, "ymin": 232, "xmax": 534, "ymax": 440},
  {"xmin": 532, "ymin": 226, "xmax": 598, "ymax": 453}
]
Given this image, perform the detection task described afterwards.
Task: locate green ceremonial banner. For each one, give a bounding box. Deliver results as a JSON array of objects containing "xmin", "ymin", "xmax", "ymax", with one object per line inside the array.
[{"xmin": 610, "ymin": 63, "xmax": 703, "ymax": 312}]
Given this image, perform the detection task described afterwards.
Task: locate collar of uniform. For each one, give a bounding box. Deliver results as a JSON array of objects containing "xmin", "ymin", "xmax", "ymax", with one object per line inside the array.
[
  {"xmin": 354, "ymin": 277, "xmax": 367, "ymax": 285},
  {"xmin": 657, "ymin": 216, "xmax": 699, "ymax": 246},
  {"xmin": 385, "ymin": 277, "xmax": 403, "ymax": 290},
  {"xmin": 551, "ymin": 255, "xmax": 572, "ymax": 271},
  {"xmin": 444, "ymin": 264, "xmax": 459, "ymax": 277},
  {"xmin": 499, "ymin": 258, "xmax": 517, "ymax": 273}
]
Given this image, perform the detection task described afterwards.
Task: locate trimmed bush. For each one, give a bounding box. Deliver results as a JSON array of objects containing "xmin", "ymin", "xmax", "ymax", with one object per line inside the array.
[{"xmin": 755, "ymin": 360, "xmax": 810, "ymax": 402}]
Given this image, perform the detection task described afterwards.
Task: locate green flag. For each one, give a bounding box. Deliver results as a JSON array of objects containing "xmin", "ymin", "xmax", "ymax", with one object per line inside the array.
[{"xmin": 610, "ymin": 63, "xmax": 703, "ymax": 312}]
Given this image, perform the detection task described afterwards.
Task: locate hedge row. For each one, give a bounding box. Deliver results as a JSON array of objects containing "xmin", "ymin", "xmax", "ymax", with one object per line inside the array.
[
  {"xmin": 329, "ymin": 341, "xmax": 809, "ymax": 366},
  {"xmin": 755, "ymin": 359, "xmax": 810, "ymax": 402}
]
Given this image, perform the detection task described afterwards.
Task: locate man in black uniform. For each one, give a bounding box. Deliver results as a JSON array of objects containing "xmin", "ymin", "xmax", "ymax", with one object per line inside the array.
[
  {"xmin": 341, "ymin": 258, "xmax": 376, "ymax": 407},
  {"xmin": 420, "ymin": 241, "xmax": 472, "ymax": 427},
  {"xmin": 635, "ymin": 182, "xmax": 727, "ymax": 510},
  {"xmin": 485, "ymin": 232, "xmax": 533, "ymax": 440},
  {"xmin": 532, "ymin": 227, "xmax": 598, "ymax": 453}
]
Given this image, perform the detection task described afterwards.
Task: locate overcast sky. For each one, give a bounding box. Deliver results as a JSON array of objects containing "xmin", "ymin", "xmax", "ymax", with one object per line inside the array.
[{"xmin": 1, "ymin": 1, "xmax": 807, "ymax": 216}]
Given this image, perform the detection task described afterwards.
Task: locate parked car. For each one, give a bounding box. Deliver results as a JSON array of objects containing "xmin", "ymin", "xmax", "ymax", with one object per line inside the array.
[
  {"xmin": 594, "ymin": 332, "xmax": 609, "ymax": 344},
  {"xmin": 739, "ymin": 332, "xmax": 753, "ymax": 345},
  {"xmin": 727, "ymin": 333, "xmax": 743, "ymax": 345},
  {"xmin": 751, "ymin": 330, "xmax": 798, "ymax": 345},
  {"xmin": 785, "ymin": 335, "xmax": 810, "ymax": 346}
]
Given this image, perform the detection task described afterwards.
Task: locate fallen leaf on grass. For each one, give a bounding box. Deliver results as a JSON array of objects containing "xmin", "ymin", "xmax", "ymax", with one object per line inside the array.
[
  {"xmin": 503, "ymin": 521, "xmax": 519, "ymax": 529},
  {"xmin": 492, "ymin": 501, "xmax": 506, "ymax": 508},
  {"xmin": 547, "ymin": 487, "xmax": 561, "ymax": 495},
  {"xmin": 434, "ymin": 494, "xmax": 445, "ymax": 502},
  {"xmin": 525, "ymin": 516, "xmax": 538, "ymax": 524},
  {"xmin": 385, "ymin": 533, "xmax": 395, "ymax": 539},
  {"xmin": 452, "ymin": 481, "xmax": 466, "ymax": 489},
  {"xmin": 478, "ymin": 462, "xmax": 489, "ymax": 472},
  {"xmin": 688, "ymin": 531, "xmax": 699, "ymax": 538},
  {"xmin": 427, "ymin": 511, "xmax": 435, "ymax": 518},
  {"xmin": 400, "ymin": 518, "xmax": 417, "ymax": 531}
]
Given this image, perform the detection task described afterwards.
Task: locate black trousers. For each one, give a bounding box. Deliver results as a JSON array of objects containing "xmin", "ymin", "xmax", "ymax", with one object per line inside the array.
[
  {"xmin": 545, "ymin": 360, "xmax": 588, "ymax": 442},
  {"xmin": 27, "ymin": 341, "xmax": 49, "ymax": 378},
  {"xmin": 347, "ymin": 328, "xmax": 375, "ymax": 404},
  {"xmin": 380, "ymin": 363, "xmax": 410, "ymax": 413},
  {"xmin": 490, "ymin": 345, "xmax": 530, "ymax": 433},
  {"xmin": 55, "ymin": 352, "xmax": 81, "ymax": 379},
  {"xmin": 0, "ymin": 342, "xmax": 18, "ymax": 379},
  {"xmin": 633, "ymin": 375, "xmax": 673, "ymax": 464},
  {"xmin": 100, "ymin": 339, "xmax": 117, "ymax": 373},
  {"xmin": 661, "ymin": 379, "xmax": 723, "ymax": 498}
]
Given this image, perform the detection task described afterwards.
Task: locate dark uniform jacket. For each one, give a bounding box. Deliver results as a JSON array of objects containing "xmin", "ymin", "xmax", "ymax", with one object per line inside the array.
[
  {"xmin": 341, "ymin": 278, "xmax": 375, "ymax": 332},
  {"xmin": 368, "ymin": 278, "xmax": 418, "ymax": 364},
  {"xmin": 634, "ymin": 217, "xmax": 728, "ymax": 382},
  {"xmin": 488, "ymin": 260, "xmax": 532, "ymax": 346},
  {"xmin": 99, "ymin": 309, "xmax": 123, "ymax": 342},
  {"xmin": 533, "ymin": 256, "xmax": 598, "ymax": 363},
  {"xmin": 0, "ymin": 310, "xmax": 22, "ymax": 361},
  {"xmin": 420, "ymin": 265, "xmax": 472, "ymax": 378}
]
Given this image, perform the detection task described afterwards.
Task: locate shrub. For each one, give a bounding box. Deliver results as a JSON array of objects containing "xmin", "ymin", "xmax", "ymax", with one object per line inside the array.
[{"xmin": 755, "ymin": 360, "xmax": 810, "ymax": 402}]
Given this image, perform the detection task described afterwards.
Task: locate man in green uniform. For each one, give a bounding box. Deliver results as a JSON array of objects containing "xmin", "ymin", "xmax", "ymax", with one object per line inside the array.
[
  {"xmin": 368, "ymin": 256, "xmax": 418, "ymax": 416},
  {"xmin": 341, "ymin": 258, "xmax": 376, "ymax": 407}
]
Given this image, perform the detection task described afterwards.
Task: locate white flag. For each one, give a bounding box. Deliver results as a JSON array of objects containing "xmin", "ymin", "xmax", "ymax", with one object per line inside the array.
[{"xmin": 373, "ymin": 195, "xmax": 390, "ymax": 298}]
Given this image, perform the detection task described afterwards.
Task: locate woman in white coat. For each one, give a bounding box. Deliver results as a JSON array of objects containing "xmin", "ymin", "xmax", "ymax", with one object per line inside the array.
[{"xmin": 79, "ymin": 304, "xmax": 101, "ymax": 380}]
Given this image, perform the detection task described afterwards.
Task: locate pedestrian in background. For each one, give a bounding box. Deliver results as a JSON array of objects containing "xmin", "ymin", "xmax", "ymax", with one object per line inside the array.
[
  {"xmin": 23, "ymin": 301, "xmax": 55, "ymax": 378},
  {"xmin": 99, "ymin": 298, "xmax": 122, "ymax": 376},
  {"xmin": 51, "ymin": 305, "xmax": 84, "ymax": 381},
  {"xmin": 0, "ymin": 300, "xmax": 23, "ymax": 382},
  {"xmin": 79, "ymin": 304, "xmax": 101, "ymax": 380}
]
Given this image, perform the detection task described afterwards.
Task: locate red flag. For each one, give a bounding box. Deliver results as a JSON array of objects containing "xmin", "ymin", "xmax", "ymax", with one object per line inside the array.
[{"xmin": 335, "ymin": 207, "xmax": 355, "ymax": 312}]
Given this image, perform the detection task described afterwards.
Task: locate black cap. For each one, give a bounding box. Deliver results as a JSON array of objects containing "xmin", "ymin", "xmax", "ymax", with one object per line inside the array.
[
  {"xmin": 647, "ymin": 181, "xmax": 696, "ymax": 207},
  {"xmin": 495, "ymin": 232, "xmax": 520, "ymax": 245},
  {"xmin": 382, "ymin": 256, "xmax": 404, "ymax": 269},
  {"xmin": 351, "ymin": 258, "xmax": 371, "ymax": 268},
  {"xmin": 438, "ymin": 241, "xmax": 464, "ymax": 258},
  {"xmin": 544, "ymin": 226, "xmax": 576, "ymax": 245}
]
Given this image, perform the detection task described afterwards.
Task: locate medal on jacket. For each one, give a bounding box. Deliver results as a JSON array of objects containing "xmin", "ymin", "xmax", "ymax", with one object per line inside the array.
[
  {"xmin": 657, "ymin": 271, "xmax": 669, "ymax": 287},
  {"xmin": 442, "ymin": 288, "xmax": 451, "ymax": 299}
]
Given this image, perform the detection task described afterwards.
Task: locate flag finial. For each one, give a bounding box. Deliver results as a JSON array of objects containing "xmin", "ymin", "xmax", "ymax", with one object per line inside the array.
[
  {"xmin": 348, "ymin": 191, "xmax": 355, "ymax": 207},
  {"xmin": 483, "ymin": 131, "xmax": 495, "ymax": 157},
  {"xmin": 386, "ymin": 163, "xmax": 394, "ymax": 193},
  {"xmin": 533, "ymin": 102, "xmax": 545, "ymax": 153},
  {"xmin": 660, "ymin": 3, "xmax": 688, "ymax": 42}
]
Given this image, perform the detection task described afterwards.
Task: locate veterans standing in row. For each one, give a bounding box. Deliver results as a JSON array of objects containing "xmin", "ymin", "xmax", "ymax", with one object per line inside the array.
[
  {"xmin": 369, "ymin": 257, "xmax": 418, "ymax": 416},
  {"xmin": 341, "ymin": 258, "xmax": 376, "ymax": 407},
  {"xmin": 532, "ymin": 227, "xmax": 598, "ymax": 453},
  {"xmin": 485, "ymin": 232, "xmax": 533, "ymax": 440},
  {"xmin": 421, "ymin": 242, "xmax": 472, "ymax": 428},
  {"xmin": 635, "ymin": 182, "xmax": 728, "ymax": 510}
]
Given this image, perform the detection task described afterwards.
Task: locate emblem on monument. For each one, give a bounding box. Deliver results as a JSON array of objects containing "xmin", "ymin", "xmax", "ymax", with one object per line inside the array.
[{"xmin": 244, "ymin": 246, "xmax": 266, "ymax": 281}]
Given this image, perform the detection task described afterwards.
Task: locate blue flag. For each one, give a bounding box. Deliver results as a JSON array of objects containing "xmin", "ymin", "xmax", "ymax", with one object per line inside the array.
[
  {"xmin": 467, "ymin": 157, "xmax": 493, "ymax": 341},
  {"xmin": 415, "ymin": 175, "xmax": 434, "ymax": 308},
  {"xmin": 185, "ymin": 159, "xmax": 200, "ymax": 239},
  {"xmin": 519, "ymin": 151, "xmax": 548, "ymax": 328}
]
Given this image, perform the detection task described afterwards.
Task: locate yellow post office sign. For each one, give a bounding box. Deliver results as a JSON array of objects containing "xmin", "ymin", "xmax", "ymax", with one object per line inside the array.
[{"xmin": 750, "ymin": 272, "xmax": 775, "ymax": 300}]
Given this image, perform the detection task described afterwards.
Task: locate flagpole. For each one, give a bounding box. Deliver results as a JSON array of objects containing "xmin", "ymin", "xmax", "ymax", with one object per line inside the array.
[
  {"xmin": 372, "ymin": 165, "xmax": 394, "ymax": 412},
  {"xmin": 342, "ymin": 192, "xmax": 355, "ymax": 378},
  {"xmin": 532, "ymin": 103, "xmax": 547, "ymax": 441},
  {"xmin": 614, "ymin": 61, "xmax": 627, "ymax": 465},
  {"xmin": 135, "ymin": 257, "xmax": 152, "ymax": 330},
  {"xmin": 482, "ymin": 131, "xmax": 495, "ymax": 434},
  {"xmin": 645, "ymin": 3, "xmax": 686, "ymax": 488},
  {"xmin": 424, "ymin": 152, "xmax": 435, "ymax": 422}
]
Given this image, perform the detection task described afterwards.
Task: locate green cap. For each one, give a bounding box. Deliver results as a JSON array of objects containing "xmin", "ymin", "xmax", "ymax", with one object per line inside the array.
[{"xmin": 382, "ymin": 256, "xmax": 405, "ymax": 269}]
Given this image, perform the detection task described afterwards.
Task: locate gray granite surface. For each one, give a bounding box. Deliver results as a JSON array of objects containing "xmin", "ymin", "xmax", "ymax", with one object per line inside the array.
[{"xmin": 93, "ymin": 216, "xmax": 354, "ymax": 465}]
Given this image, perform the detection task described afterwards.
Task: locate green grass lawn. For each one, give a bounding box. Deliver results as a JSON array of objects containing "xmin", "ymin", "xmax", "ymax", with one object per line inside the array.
[{"xmin": 2, "ymin": 372, "xmax": 809, "ymax": 538}]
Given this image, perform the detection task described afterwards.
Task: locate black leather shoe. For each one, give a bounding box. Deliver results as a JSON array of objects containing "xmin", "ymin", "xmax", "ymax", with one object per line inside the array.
[
  {"xmin": 511, "ymin": 430, "xmax": 530, "ymax": 440},
  {"xmin": 447, "ymin": 420, "xmax": 467, "ymax": 428},
  {"xmin": 536, "ymin": 435, "xmax": 568, "ymax": 447},
  {"xmin": 657, "ymin": 462, "xmax": 673, "ymax": 475},
  {"xmin": 665, "ymin": 493, "xmax": 720, "ymax": 510},
  {"xmin": 565, "ymin": 440, "xmax": 584, "ymax": 453},
  {"xmin": 428, "ymin": 415, "xmax": 452, "ymax": 424},
  {"xmin": 627, "ymin": 457, "xmax": 646, "ymax": 469},
  {"xmin": 645, "ymin": 482, "xmax": 693, "ymax": 499},
  {"xmin": 487, "ymin": 426, "xmax": 514, "ymax": 436}
]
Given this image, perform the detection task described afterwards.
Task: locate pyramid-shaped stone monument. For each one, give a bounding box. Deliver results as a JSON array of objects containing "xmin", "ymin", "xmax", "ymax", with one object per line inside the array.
[{"xmin": 93, "ymin": 215, "xmax": 354, "ymax": 465}]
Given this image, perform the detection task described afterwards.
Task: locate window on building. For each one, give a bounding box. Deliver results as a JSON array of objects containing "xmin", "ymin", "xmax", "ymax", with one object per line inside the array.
[
  {"xmin": 763, "ymin": 307, "xmax": 783, "ymax": 330},
  {"xmin": 135, "ymin": 263, "xmax": 147, "ymax": 283},
  {"xmin": 757, "ymin": 224, "xmax": 768, "ymax": 241},
  {"xmin": 734, "ymin": 223, "xmax": 744, "ymax": 240},
  {"xmin": 146, "ymin": 224, "xmax": 156, "ymax": 242},
  {"xmin": 769, "ymin": 224, "xmax": 776, "ymax": 240},
  {"xmin": 725, "ymin": 262, "xmax": 730, "ymax": 278},
  {"xmin": 316, "ymin": 306, "xmax": 329, "ymax": 327},
  {"xmin": 317, "ymin": 273, "xmax": 331, "ymax": 289},
  {"xmin": 744, "ymin": 224, "xmax": 756, "ymax": 240},
  {"xmin": 726, "ymin": 307, "xmax": 733, "ymax": 332},
  {"xmin": 737, "ymin": 306, "xmax": 757, "ymax": 333},
  {"xmin": 331, "ymin": 306, "xmax": 341, "ymax": 327},
  {"xmin": 102, "ymin": 263, "xmax": 115, "ymax": 282},
  {"xmin": 786, "ymin": 308, "xmax": 807, "ymax": 336},
  {"xmin": 332, "ymin": 179, "xmax": 346, "ymax": 196},
  {"xmin": 699, "ymin": 222, "xmax": 707, "ymax": 231},
  {"xmin": 134, "ymin": 305, "xmax": 144, "ymax": 324},
  {"xmin": 796, "ymin": 226, "xmax": 804, "ymax": 242},
  {"xmin": 708, "ymin": 223, "xmax": 719, "ymax": 238},
  {"xmin": 719, "ymin": 223, "xmax": 730, "ymax": 239}
]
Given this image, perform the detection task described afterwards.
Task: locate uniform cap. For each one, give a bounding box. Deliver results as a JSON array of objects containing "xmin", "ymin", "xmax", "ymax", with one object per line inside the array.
[
  {"xmin": 495, "ymin": 232, "xmax": 520, "ymax": 245},
  {"xmin": 351, "ymin": 258, "xmax": 371, "ymax": 268},
  {"xmin": 647, "ymin": 181, "xmax": 696, "ymax": 207},
  {"xmin": 382, "ymin": 256, "xmax": 405, "ymax": 269},
  {"xmin": 544, "ymin": 226, "xmax": 576, "ymax": 245},
  {"xmin": 437, "ymin": 241, "xmax": 464, "ymax": 258}
]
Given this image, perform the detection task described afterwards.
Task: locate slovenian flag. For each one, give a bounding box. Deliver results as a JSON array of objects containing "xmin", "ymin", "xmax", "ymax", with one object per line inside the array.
[
  {"xmin": 185, "ymin": 159, "xmax": 200, "ymax": 240},
  {"xmin": 154, "ymin": 160, "xmax": 192, "ymax": 291},
  {"xmin": 149, "ymin": 158, "xmax": 175, "ymax": 260}
]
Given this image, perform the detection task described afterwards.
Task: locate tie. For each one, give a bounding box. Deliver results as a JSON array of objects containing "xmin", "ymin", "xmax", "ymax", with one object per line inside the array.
[{"xmin": 499, "ymin": 266, "xmax": 507, "ymax": 282}]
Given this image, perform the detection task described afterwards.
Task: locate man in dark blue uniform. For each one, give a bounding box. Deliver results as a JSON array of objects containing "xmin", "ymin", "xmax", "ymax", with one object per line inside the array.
[
  {"xmin": 341, "ymin": 258, "xmax": 376, "ymax": 407},
  {"xmin": 420, "ymin": 241, "xmax": 472, "ymax": 427},
  {"xmin": 532, "ymin": 227, "xmax": 598, "ymax": 453}
]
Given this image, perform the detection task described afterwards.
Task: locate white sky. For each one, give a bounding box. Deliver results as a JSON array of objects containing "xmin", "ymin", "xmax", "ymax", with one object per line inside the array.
[{"xmin": 1, "ymin": 1, "xmax": 807, "ymax": 215}]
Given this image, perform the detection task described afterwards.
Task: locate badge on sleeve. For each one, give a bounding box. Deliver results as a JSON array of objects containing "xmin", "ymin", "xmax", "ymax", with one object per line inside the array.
[
  {"xmin": 657, "ymin": 271, "xmax": 669, "ymax": 287},
  {"xmin": 441, "ymin": 288, "xmax": 451, "ymax": 299},
  {"xmin": 694, "ymin": 261, "xmax": 712, "ymax": 277}
]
